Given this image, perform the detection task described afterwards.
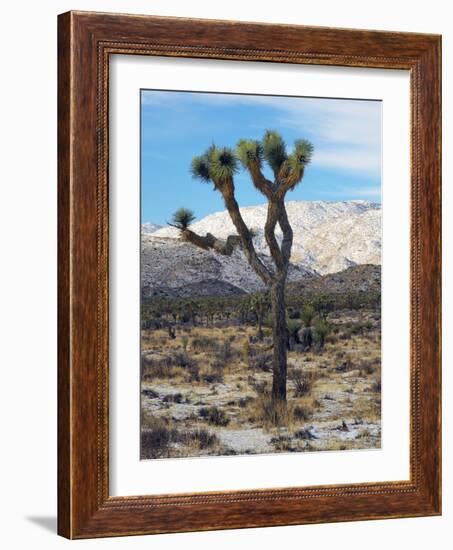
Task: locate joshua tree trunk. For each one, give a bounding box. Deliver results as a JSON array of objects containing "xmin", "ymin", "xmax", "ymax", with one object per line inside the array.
[
  {"xmin": 257, "ymin": 317, "xmax": 264, "ymax": 341},
  {"xmin": 270, "ymin": 278, "xmax": 287, "ymax": 401}
]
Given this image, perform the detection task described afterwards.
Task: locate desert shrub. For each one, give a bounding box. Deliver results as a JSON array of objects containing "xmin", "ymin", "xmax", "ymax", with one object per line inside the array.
[
  {"xmin": 141, "ymin": 355, "xmax": 177, "ymax": 380},
  {"xmin": 185, "ymin": 429, "xmax": 218, "ymax": 449},
  {"xmin": 140, "ymin": 418, "xmax": 179, "ymax": 459},
  {"xmin": 359, "ymin": 360, "xmax": 375, "ymax": 375},
  {"xmin": 211, "ymin": 358, "xmax": 226, "ymax": 371},
  {"xmin": 199, "ymin": 406, "xmax": 230, "ymax": 426},
  {"xmin": 293, "ymin": 404, "xmax": 313, "ymax": 421},
  {"xmin": 216, "ymin": 340, "xmax": 233, "ymax": 363},
  {"xmin": 255, "ymin": 393, "xmax": 292, "ymax": 428},
  {"xmin": 249, "ymin": 378, "xmax": 268, "ymax": 395},
  {"xmin": 327, "ymin": 333, "xmax": 338, "ymax": 344},
  {"xmin": 238, "ymin": 396, "xmax": 254, "ymax": 408},
  {"xmin": 270, "ymin": 435, "xmax": 295, "ymax": 452},
  {"xmin": 191, "ymin": 336, "xmax": 219, "ymax": 352},
  {"xmin": 187, "ymin": 364, "xmax": 200, "ymax": 382},
  {"xmin": 162, "ymin": 392, "xmax": 184, "ymax": 403},
  {"xmin": 172, "ymin": 351, "xmax": 196, "ymax": 368},
  {"xmin": 339, "ymin": 330, "xmax": 352, "ymax": 341},
  {"xmin": 141, "ymin": 421, "xmax": 219, "ymax": 459},
  {"xmin": 142, "ymin": 388, "xmax": 159, "ymax": 399},
  {"xmin": 335, "ymin": 359, "xmax": 353, "ymax": 373},
  {"xmin": 202, "ymin": 372, "xmax": 224, "ymax": 384},
  {"xmin": 349, "ymin": 323, "xmax": 363, "ymax": 335},
  {"xmin": 290, "ymin": 369, "xmax": 315, "ymax": 397},
  {"xmin": 242, "ymin": 341, "xmax": 251, "ymax": 358},
  {"xmin": 248, "ymin": 352, "xmax": 272, "ymax": 372},
  {"xmin": 371, "ymin": 379, "xmax": 381, "ymax": 392},
  {"xmin": 181, "ymin": 335, "xmax": 189, "ymax": 351},
  {"xmin": 343, "ymin": 320, "xmax": 374, "ymax": 337},
  {"xmin": 294, "ymin": 427, "xmax": 316, "ymax": 440},
  {"xmin": 356, "ymin": 427, "xmax": 371, "ymax": 439}
]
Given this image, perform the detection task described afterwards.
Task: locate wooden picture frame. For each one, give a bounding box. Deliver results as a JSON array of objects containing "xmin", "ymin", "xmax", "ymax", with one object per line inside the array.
[{"xmin": 58, "ymin": 10, "xmax": 441, "ymax": 539}]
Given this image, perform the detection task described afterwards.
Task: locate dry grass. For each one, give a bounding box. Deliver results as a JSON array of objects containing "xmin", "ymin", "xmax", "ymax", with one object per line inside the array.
[
  {"xmin": 141, "ymin": 417, "xmax": 220, "ymax": 459},
  {"xmin": 141, "ymin": 308, "xmax": 381, "ymax": 458}
]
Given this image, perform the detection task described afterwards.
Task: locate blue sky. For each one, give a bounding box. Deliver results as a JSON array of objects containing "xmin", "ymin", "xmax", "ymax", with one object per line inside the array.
[{"xmin": 141, "ymin": 90, "xmax": 382, "ymax": 225}]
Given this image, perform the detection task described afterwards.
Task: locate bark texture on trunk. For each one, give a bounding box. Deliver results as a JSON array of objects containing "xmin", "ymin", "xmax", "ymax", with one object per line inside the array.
[
  {"xmin": 270, "ymin": 279, "xmax": 287, "ymax": 401},
  {"xmin": 181, "ymin": 229, "xmax": 241, "ymax": 256}
]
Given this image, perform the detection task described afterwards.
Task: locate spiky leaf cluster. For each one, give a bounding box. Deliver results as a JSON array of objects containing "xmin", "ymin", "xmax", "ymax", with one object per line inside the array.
[
  {"xmin": 191, "ymin": 130, "xmax": 313, "ymax": 193},
  {"xmin": 190, "ymin": 155, "xmax": 211, "ymax": 182},
  {"xmin": 288, "ymin": 139, "xmax": 314, "ymax": 172},
  {"xmin": 262, "ymin": 130, "xmax": 288, "ymax": 177},
  {"xmin": 170, "ymin": 207, "xmax": 196, "ymax": 230},
  {"xmin": 191, "ymin": 145, "xmax": 238, "ymax": 185},
  {"xmin": 208, "ymin": 147, "xmax": 238, "ymax": 182},
  {"xmin": 236, "ymin": 139, "xmax": 263, "ymax": 168}
]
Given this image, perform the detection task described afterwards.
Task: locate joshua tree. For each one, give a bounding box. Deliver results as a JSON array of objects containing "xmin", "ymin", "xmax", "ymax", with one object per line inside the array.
[
  {"xmin": 187, "ymin": 130, "xmax": 313, "ymax": 402},
  {"xmin": 299, "ymin": 303, "xmax": 315, "ymax": 351},
  {"xmin": 169, "ymin": 208, "xmax": 241, "ymax": 254},
  {"xmin": 313, "ymin": 317, "xmax": 330, "ymax": 352},
  {"xmin": 247, "ymin": 292, "xmax": 270, "ymax": 341},
  {"xmin": 169, "ymin": 207, "xmax": 196, "ymax": 230}
]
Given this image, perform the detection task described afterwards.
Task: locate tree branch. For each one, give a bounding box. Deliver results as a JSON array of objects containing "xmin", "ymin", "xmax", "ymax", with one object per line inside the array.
[
  {"xmin": 181, "ymin": 229, "xmax": 240, "ymax": 256},
  {"xmin": 216, "ymin": 179, "xmax": 273, "ymax": 285},
  {"xmin": 277, "ymin": 200, "xmax": 293, "ymax": 267},
  {"xmin": 275, "ymin": 166, "xmax": 305, "ymax": 199},
  {"xmin": 246, "ymin": 162, "xmax": 275, "ymax": 199},
  {"xmin": 264, "ymin": 200, "xmax": 284, "ymax": 270}
]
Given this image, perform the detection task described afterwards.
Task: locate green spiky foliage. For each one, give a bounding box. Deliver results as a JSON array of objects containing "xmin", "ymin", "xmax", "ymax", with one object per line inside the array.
[
  {"xmin": 300, "ymin": 304, "xmax": 315, "ymax": 328},
  {"xmin": 313, "ymin": 317, "xmax": 331, "ymax": 351},
  {"xmin": 236, "ymin": 139, "xmax": 263, "ymax": 168},
  {"xmin": 192, "ymin": 131, "xmax": 313, "ymax": 195},
  {"xmin": 190, "ymin": 155, "xmax": 211, "ymax": 182},
  {"xmin": 170, "ymin": 207, "xmax": 196, "ymax": 230},
  {"xmin": 191, "ymin": 145, "xmax": 238, "ymax": 186},
  {"xmin": 262, "ymin": 130, "xmax": 287, "ymax": 177},
  {"xmin": 292, "ymin": 139, "xmax": 314, "ymax": 166},
  {"xmin": 247, "ymin": 292, "xmax": 270, "ymax": 340},
  {"xmin": 208, "ymin": 147, "xmax": 238, "ymax": 182}
]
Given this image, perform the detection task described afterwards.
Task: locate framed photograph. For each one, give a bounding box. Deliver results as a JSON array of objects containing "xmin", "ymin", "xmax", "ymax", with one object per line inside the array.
[{"xmin": 58, "ymin": 11, "xmax": 441, "ymax": 538}]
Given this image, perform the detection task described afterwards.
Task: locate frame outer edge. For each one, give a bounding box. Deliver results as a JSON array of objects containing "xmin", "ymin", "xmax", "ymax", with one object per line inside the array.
[
  {"xmin": 57, "ymin": 10, "xmax": 442, "ymax": 538},
  {"xmin": 424, "ymin": 36, "xmax": 442, "ymax": 515},
  {"xmin": 57, "ymin": 11, "xmax": 73, "ymax": 539}
]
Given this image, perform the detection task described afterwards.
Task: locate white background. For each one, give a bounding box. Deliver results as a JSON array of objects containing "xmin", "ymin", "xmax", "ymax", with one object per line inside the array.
[
  {"xmin": 110, "ymin": 57, "xmax": 410, "ymax": 495},
  {"xmin": 0, "ymin": 0, "xmax": 450, "ymax": 548}
]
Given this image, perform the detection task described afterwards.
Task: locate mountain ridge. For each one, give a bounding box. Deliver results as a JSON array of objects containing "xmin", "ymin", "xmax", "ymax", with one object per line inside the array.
[{"xmin": 142, "ymin": 200, "xmax": 381, "ymax": 292}]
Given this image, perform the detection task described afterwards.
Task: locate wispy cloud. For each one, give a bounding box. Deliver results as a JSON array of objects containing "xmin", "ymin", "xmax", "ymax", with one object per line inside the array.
[
  {"xmin": 313, "ymin": 147, "xmax": 381, "ymax": 176},
  {"xmin": 142, "ymin": 90, "xmax": 381, "ymax": 179},
  {"xmin": 334, "ymin": 185, "xmax": 382, "ymax": 198}
]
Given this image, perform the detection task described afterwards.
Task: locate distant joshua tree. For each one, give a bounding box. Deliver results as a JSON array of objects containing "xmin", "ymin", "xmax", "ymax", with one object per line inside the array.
[
  {"xmin": 247, "ymin": 292, "xmax": 270, "ymax": 341},
  {"xmin": 173, "ymin": 130, "xmax": 313, "ymax": 402}
]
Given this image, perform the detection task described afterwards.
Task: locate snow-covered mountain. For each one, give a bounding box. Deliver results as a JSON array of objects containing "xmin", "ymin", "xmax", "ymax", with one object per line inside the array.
[
  {"xmin": 141, "ymin": 200, "xmax": 381, "ymax": 297},
  {"xmin": 142, "ymin": 222, "xmax": 163, "ymax": 234},
  {"xmin": 141, "ymin": 234, "xmax": 315, "ymax": 298}
]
